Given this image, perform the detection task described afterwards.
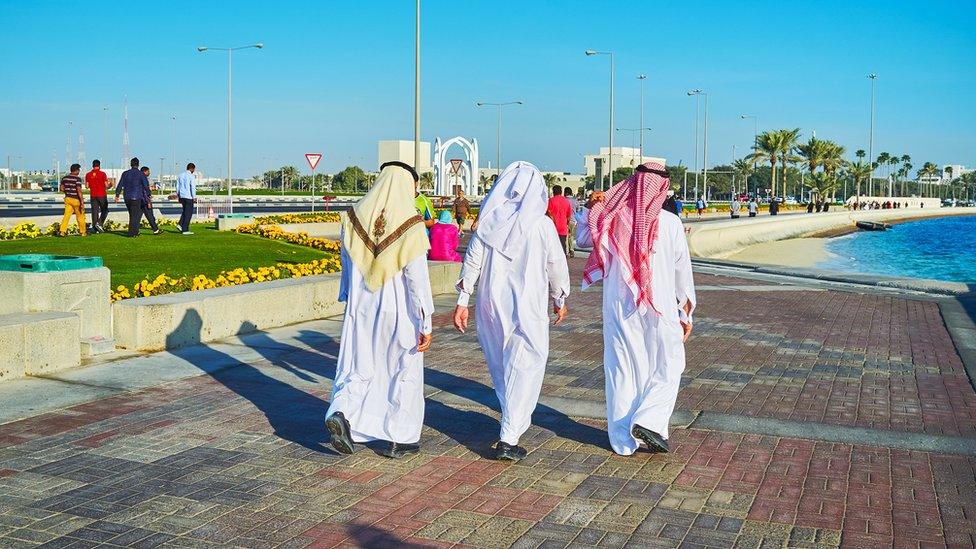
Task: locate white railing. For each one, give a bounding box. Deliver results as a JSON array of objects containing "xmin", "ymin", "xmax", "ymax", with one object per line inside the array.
[{"xmin": 195, "ymin": 196, "xmax": 233, "ymax": 219}]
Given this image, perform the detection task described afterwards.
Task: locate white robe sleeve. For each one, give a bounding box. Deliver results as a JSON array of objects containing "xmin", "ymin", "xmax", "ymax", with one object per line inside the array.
[
  {"xmin": 574, "ymin": 209, "xmax": 593, "ymax": 248},
  {"xmin": 455, "ymin": 234, "xmax": 486, "ymax": 308},
  {"xmin": 673, "ymin": 223, "xmax": 696, "ymax": 324},
  {"xmin": 402, "ymin": 256, "xmax": 435, "ymax": 335},
  {"xmin": 544, "ymin": 225, "xmax": 571, "ymax": 308}
]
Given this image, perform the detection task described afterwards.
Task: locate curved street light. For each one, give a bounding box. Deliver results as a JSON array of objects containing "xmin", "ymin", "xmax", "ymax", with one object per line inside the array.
[
  {"xmin": 197, "ymin": 43, "xmax": 264, "ymax": 212},
  {"xmin": 476, "ymin": 101, "xmax": 523, "ymax": 182}
]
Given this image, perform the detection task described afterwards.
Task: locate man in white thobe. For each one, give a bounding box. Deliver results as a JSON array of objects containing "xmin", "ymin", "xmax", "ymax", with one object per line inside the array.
[
  {"xmin": 575, "ymin": 162, "xmax": 696, "ymax": 456},
  {"xmin": 453, "ymin": 161, "xmax": 570, "ymax": 461},
  {"xmin": 325, "ymin": 161, "xmax": 434, "ymax": 459}
]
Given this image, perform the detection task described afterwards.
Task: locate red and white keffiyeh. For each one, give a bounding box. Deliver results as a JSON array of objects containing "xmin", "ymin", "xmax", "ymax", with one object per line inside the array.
[{"xmin": 582, "ymin": 162, "xmax": 670, "ymax": 315}]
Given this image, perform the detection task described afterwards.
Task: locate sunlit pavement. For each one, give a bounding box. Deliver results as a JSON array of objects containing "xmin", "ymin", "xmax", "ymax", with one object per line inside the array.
[{"xmin": 0, "ymin": 259, "xmax": 973, "ymax": 548}]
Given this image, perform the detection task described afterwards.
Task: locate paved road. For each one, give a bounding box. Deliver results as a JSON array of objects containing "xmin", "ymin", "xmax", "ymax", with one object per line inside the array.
[{"xmin": 0, "ymin": 261, "xmax": 973, "ymax": 547}]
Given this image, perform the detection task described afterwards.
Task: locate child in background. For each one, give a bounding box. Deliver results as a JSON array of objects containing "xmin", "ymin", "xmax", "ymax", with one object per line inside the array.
[{"xmin": 428, "ymin": 210, "xmax": 461, "ymax": 262}]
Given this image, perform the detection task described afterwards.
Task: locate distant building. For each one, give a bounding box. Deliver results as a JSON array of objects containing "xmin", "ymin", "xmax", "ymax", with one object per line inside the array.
[
  {"xmin": 378, "ymin": 140, "xmax": 432, "ymax": 173},
  {"xmin": 942, "ymin": 164, "xmax": 972, "ymax": 181},
  {"xmin": 583, "ymin": 147, "xmax": 666, "ymax": 178}
]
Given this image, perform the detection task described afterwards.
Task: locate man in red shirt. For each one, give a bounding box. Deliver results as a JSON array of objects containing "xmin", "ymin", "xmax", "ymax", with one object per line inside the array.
[
  {"xmin": 85, "ymin": 159, "xmax": 110, "ymax": 233},
  {"xmin": 546, "ymin": 184, "xmax": 573, "ymax": 257}
]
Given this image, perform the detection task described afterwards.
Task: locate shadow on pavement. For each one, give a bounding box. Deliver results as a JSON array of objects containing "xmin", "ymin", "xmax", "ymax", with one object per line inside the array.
[
  {"xmin": 166, "ymin": 310, "xmax": 606, "ymax": 456},
  {"xmin": 165, "ymin": 312, "xmax": 334, "ymax": 453}
]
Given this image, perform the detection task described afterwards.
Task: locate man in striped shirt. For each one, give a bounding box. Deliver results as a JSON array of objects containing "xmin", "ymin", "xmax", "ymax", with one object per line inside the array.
[{"xmin": 59, "ymin": 164, "xmax": 87, "ymax": 236}]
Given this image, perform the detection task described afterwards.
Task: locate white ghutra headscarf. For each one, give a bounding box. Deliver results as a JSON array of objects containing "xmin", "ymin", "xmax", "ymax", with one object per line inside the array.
[{"xmin": 474, "ymin": 161, "xmax": 548, "ymax": 259}]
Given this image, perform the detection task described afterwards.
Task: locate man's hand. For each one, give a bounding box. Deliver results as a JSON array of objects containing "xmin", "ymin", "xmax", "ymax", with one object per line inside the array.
[
  {"xmin": 680, "ymin": 300, "xmax": 693, "ymax": 342},
  {"xmin": 417, "ymin": 332, "xmax": 432, "ymax": 353},
  {"xmin": 586, "ymin": 191, "xmax": 606, "ymax": 209},
  {"xmin": 553, "ymin": 303, "xmax": 567, "ymax": 325},
  {"xmin": 453, "ymin": 306, "xmax": 469, "ymax": 333}
]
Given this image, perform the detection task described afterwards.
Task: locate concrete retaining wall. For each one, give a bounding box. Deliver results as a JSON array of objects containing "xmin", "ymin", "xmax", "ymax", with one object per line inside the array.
[
  {"xmin": 113, "ymin": 261, "xmax": 462, "ymax": 352},
  {"xmin": 687, "ymin": 208, "xmax": 976, "ymax": 258},
  {"xmin": 0, "ymin": 267, "xmax": 111, "ymax": 340},
  {"xmin": 0, "ymin": 312, "xmax": 80, "ymax": 380}
]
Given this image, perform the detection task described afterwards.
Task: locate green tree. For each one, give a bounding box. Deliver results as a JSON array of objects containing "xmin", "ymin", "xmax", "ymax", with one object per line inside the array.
[
  {"xmin": 331, "ymin": 166, "xmax": 367, "ymax": 191},
  {"xmin": 418, "ymin": 171, "xmax": 434, "ymax": 191},
  {"xmin": 747, "ymin": 128, "xmax": 800, "ymax": 199}
]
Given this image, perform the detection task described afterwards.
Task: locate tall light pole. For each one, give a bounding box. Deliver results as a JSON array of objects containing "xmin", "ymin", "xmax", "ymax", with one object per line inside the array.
[
  {"xmin": 637, "ymin": 74, "xmax": 647, "ymax": 159},
  {"xmin": 867, "ymin": 73, "xmax": 877, "ymax": 197},
  {"xmin": 687, "ymin": 90, "xmax": 703, "ymax": 200},
  {"xmin": 476, "ymin": 101, "xmax": 523, "ymax": 181},
  {"xmin": 741, "ymin": 114, "xmax": 758, "ymax": 196},
  {"xmin": 586, "ymin": 50, "xmax": 614, "ymax": 189},
  {"xmin": 197, "ymin": 43, "xmax": 264, "ymax": 213},
  {"xmin": 171, "ymin": 115, "xmax": 177, "ymax": 190},
  {"xmin": 415, "ymin": 0, "xmax": 421, "ymax": 171}
]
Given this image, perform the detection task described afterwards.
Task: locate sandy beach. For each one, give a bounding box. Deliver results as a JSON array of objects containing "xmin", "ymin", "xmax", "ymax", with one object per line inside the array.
[{"xmin": 723, "ymin": 237, "xmax": 837, "ymax": 268}]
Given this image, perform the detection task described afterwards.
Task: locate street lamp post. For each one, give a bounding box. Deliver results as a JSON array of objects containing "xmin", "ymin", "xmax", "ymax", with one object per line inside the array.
[
  {"xmin": 171, "ymin": 115, "xmax": 177, "ymax": 192},
  {"xmin": 867, "ymin": 73, "xmax": 877, "ymax": 198},
  {"xmin": 637, "ymin": 74, "xmax": 647, "ymax": 159},
  {"xmin": 741, "ymin": 114, "xmax": 758, "ymax": 196},
  {"xmin": 586, "ymin": 50, "xmax": 614, "ymax": 190},
  {"xmin": 687, "ymin": 90, "xmax": 707, "ymax": 200},
  {"xmin": 415, "ymin": 0, "xmax": 421, "ymax": 171},
  {"xmin": 197, "ymin": 43, "xmax": 264, "ymax": 213},
  {"xmin": 476, "ymin": 101, "xmax": 523, "ymax": 182}
]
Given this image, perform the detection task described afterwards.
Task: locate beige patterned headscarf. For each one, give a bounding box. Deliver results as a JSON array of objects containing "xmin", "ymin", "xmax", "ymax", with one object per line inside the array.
[{"xmin": 342, "ymin": 162, "xmax": 430, "ymax": 291}]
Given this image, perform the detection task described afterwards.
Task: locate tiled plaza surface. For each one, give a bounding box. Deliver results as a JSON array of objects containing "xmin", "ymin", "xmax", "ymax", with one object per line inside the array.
[{"xmin": 0, "ymin": 259, "xmax": 974, "ymax": 548}]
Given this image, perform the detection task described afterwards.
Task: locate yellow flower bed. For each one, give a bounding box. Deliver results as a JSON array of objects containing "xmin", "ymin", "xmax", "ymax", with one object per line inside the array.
[
  {"xmin": 235, "ymin": 223, "xmax": 341, "ymax": 253},
  {"xmin": 254, "ymin": 212, "xmax": 341, "ymax": 224},
  {"xmin": 0, "ymin": 219, "xmax": 178, "ymax": 240},
  {"xmin": 110, "ymin": 257, "xmax": 341, "ymax": 302}
]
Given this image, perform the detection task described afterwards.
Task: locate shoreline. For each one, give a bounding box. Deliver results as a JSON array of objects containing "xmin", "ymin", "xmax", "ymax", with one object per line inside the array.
[{"xmin": 723, "ymin": 211, "xmax": 976, "ymax": 270}]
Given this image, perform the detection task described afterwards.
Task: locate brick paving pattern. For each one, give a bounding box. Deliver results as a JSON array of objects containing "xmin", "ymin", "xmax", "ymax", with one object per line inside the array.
[{"xmin": 0, "ymin": 259, "xmax": 974, "ymax": 548}]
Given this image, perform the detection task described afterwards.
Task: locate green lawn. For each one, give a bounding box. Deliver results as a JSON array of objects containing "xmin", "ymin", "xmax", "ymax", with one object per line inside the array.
[{"xmin": 0, "ymin": 223, "xmax": 329, "ymax": 288}]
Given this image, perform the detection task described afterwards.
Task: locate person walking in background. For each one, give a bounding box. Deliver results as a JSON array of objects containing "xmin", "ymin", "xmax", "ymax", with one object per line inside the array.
[
  {"xmin": 453, "ymin": 161, "xmax": 570, "ymax": 461},
  {"xmin": 663, "ymin": 190, "xmax": 680, "ymax": 216},
  {"xmin": 546, "ymin": 184, "xmax": 572, "ymax": 257},
  {"xmin": 428, "ymin": 210, "xmax": 461, "ymax": 262},
  {"xmin": 576, "ymin": 162, "xmax": 695, "ymax": 456},
  {"xmin": 564, "ymin": 186, "xmax": 578, "ymax": 258},
  {"xmin": 115, "ymin": 157, "xmax": 149, "ymax": 237},
  {"xmin": 140, "ymin": 166, "xmax": 162, "ymax": 235},
  {"xmin": 453, "ymin": 189, "xmax": 470, "ymax": 235},
  {"xmin": 58, "ymin": 163, "xmax": 87, "ymax": 237},
  {"xmin": 176, "ymin": 163, "xmax": 197, "ymax": 235},
  {"xmin": 748, "ymin": 196, "xmax": 758, "ymax": 217},
  {"xmin": 85, "ymin": 159, "xmax": 110, "ymax": 233},
  {"xmin": 674, "ymin": 195, "xmax": 684, "ymax": 219},
  {"xmin": 730, "ymin": 196, "xmax": 742, "ymax": 219},
  {"xmin": 415, "ymin": 188, "xmax": 436, "ymax": 230},
  {"xmin": 695, "ymin": 195, "xmax": 706, "ymax": 218}
]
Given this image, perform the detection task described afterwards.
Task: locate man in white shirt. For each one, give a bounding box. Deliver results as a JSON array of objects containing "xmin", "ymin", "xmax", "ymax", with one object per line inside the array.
[{"xmin": 176, "ymin": 163, "xmax": 197, "ymax": 235}]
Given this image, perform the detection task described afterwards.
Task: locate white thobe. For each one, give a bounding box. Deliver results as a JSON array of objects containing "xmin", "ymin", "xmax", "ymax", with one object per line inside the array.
[
  {"xmin": 327, "ymin": 243, "xmax": 434, "ymax": 444},
  {"xmin": 457, "ymin": 218, "xmax": 571, "ymax": 446},
  {"xmin": 575, "ymin": 209, "xmax": 696, "ymax": 455}
]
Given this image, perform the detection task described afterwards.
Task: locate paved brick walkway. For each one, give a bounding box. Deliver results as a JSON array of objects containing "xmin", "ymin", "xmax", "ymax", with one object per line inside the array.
[{"xmin": 0, "ymin": 260, "xmax": 974, "ymax": 548}]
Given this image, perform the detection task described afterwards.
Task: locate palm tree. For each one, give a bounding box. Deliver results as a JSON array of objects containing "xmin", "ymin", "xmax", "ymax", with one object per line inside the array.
[
  {"xmin": 542, "ymin": 172, "xmax": 560, "ymax": 191},
  {"xmin": 899, "ymin": 154, "xmax": 911, "ymax": 196},
  {"xmin": 846, "ymin": 159, "xmax": 872, "ymax": 206},
  {"xmin": 875, "ymin": 152, "xmax": 891, "ymax": 195},
  {"xmin": 918, "ymin": 162, "xmax": 938, "ymax": 197},
  {"xmin": 887, "ymin": 156, "xmax": 899, "ymax": 196},
  {"xmin": 777, "ymin": 129, "xmax": 801, "ymax": 200},
  {"xmin": 732, "ymin": 158, "xmax": 754, "ymax": 195},
  {"xmin": 748, "ymin": 128, "xmax": 800, "ymax": 199},
  {"xmin": 796, "ymin": 137, "xmax": 828, "ymax": 176},
  {"xmin": 418, "ymin": 171, "xmax": 434, "ymax": 192}
]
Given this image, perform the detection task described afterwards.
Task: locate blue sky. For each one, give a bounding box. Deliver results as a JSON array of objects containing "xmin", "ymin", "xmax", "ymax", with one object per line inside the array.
[{"xmin": 1, "ymin": 0, "xmax": 974, "ymax": 177}]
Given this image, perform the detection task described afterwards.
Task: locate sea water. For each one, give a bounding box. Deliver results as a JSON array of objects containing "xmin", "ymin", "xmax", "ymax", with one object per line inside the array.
[{"xmin": 821, "ymin": 214, "xmax": 976, "ymax": 283}]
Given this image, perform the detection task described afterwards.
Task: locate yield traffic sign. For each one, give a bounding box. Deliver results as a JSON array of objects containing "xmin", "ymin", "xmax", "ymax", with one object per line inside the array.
[{"xmin": 305, "ymin": 153, "xmax": 322, "ymax": 171}]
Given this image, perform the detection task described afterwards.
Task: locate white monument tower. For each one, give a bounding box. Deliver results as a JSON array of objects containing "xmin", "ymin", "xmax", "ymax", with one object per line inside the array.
[{"xmin": 433, "ymin": 136, "xmax": 480, "ymax": 196}]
